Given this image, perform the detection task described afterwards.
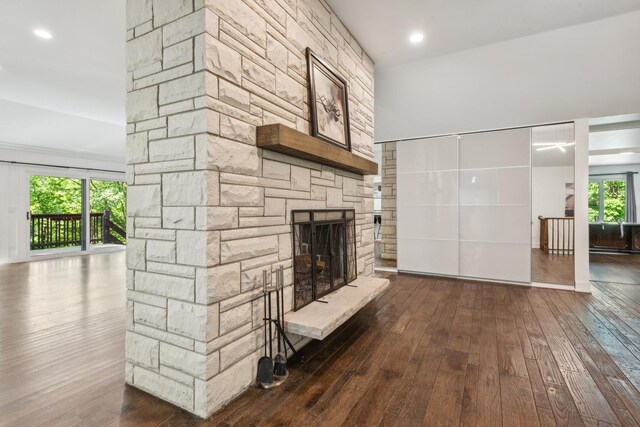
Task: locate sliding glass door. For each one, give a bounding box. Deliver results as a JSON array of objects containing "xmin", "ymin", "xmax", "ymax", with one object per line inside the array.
[
  {"xmin": 29, "ymin": 175, "xmax": 86, "ymax": 254},
  {"xmin": 26, "ymin": 171, "xmax": 126, "ymax": 258},
  {"xmin": 89, "ymin": 179, "xmax": 127, "ymax": 248}
]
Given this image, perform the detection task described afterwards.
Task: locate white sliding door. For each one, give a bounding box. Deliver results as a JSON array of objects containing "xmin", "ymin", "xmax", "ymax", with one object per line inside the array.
[
  {"xmin": 458, "ymin": 128, "xmax": 531, "ymax": 283},
  {"xmin": 397, "ymin": 136, "xmax": 459, "ymax": 275}
]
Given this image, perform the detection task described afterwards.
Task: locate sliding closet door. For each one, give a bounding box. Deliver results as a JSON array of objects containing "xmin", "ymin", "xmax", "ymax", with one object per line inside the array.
[
  {"xmin": 459, "ymin": 128, "xmax": 531, "ymax": 283},
  {"xmin": 397, "ymin": 136, "xmax": 459, "ymax": 275}
]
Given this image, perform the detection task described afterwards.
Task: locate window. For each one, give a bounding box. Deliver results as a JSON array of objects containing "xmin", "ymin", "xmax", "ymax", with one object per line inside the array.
[
  {"xmin": 28, "ymin": 174, "xmax": 126, "ymax": 254},
  {"xmin": 588, "ymin": 178, "xmax": 626, "ymax": 223},
  {"xmin": 89, "ymin": 179, "xmax": 127, "ymax": 246}
]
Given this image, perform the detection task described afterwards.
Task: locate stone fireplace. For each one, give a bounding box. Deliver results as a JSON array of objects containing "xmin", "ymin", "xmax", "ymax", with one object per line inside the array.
[
  {"xmin": 292, "ymin": 209, "xmax": 357, "ymax": 310},
  {"xmin": 125, "ymin": 0, "xmax": 375, "ymax": 418}
]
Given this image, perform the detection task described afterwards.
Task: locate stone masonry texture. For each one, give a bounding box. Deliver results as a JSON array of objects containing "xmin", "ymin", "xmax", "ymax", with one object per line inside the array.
[
  {"xmin": 380, "ymin": 142, "xmax": 397, "ymax": 259},
  {"xmin": 125, "ymin": 0, "xmax": 375, "ymax": 417}
]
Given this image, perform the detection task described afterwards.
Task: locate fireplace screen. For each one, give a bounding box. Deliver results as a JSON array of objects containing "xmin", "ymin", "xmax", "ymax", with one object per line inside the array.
[{"xmin": 292, "ymin": 209, "xmax": 357, "ymax": 310}]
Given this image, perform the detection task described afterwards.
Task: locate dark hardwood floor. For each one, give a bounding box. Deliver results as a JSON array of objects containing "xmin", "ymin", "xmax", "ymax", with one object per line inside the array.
[
  {"xmin": 590, "ymin": 253, "xmax": 640, "ymax": 285},
  {"xmin": 4, "ymin": 253, "xmax": 640, "ymax": 426}
]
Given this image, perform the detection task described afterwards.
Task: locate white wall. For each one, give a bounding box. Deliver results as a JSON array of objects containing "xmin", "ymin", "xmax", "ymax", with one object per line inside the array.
[
  {"xmin": 375, "ymin": 11, "xmax": 640, "ymax": 141},
  {"xmin": 0, "ymin": 146, "xmax": 125, "ymax": 263},
  {"xmin": 531, "ymin": 166, "xmax": 574, "ymax": 247},
  {"xmin": 589, "ymin": 163, "xmax": 640, "ymax": 218}
]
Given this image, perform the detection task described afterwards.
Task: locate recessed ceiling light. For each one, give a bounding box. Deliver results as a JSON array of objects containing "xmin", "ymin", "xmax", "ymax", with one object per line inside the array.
[
  {"xmin": 33, "ymin": 28, "xmax": 53, "ymax": 39},
  {"xmin": 620, "ymin": 151, "xmax": 635, "ymax": 155},
  {"xmin": 409, "ymin": 32, "xmax": 424, "ymax": 44}
]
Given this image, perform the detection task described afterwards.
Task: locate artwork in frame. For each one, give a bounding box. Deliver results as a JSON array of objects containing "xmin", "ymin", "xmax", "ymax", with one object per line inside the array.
[{"xmin": 306, "ymin": 48, "xmax": 351, "ymax": 151}]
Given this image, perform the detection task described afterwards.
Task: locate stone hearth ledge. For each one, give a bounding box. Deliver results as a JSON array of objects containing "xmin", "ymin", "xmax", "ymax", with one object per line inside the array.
[{"xmin": 284, "ymin": 276, "xmax": 390, "ymax": 340}]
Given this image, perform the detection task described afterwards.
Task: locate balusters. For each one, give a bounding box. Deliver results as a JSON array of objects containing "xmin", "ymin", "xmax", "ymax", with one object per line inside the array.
[
  {"xmin": 538, "ymin": 216, "xmax": 574, "ymax": 255},
  {"xmin": 29, "ymin": 213, "xmax": 105, "ymax": 249}
]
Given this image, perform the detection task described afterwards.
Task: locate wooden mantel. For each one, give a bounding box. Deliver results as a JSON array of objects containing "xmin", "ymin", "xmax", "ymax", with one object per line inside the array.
[{"xmin": 256, "ymin": 124, "xmax": 378, "ymax": 175}]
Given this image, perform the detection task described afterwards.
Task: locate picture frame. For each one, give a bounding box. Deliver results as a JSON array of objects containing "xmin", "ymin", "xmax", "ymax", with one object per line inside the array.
[{"xmin": 306, "ymin": 48, "xmax": 351, "ymax": 151}]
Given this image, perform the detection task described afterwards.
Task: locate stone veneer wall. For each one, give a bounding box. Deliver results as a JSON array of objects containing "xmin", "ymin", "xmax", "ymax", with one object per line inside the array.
[
  {"xmin": 125, "ymin": 0, "xmax": 375, "ymax": 418},
  {"xmin": 380, "ymin": 142, "xmax": 397, "ymax": 259}
]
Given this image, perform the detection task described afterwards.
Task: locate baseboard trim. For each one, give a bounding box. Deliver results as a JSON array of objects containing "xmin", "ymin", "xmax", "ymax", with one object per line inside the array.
[
  {"xmin": 374, "ymin": 266, "xmax": 398, "ymax": 273},
  {"xmin": 531, "ymin": 281, "xmax": 575, "ymax": 291}
]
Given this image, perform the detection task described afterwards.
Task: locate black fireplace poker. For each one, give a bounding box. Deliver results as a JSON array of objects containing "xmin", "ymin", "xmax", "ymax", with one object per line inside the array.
[{"xmin": 258, "ymin": 267, "xmax": 301, "ymax": 390}]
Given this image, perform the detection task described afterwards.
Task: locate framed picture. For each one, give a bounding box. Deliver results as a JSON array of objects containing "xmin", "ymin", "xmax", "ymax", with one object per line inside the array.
[{"xmin": 306, "ymin": 48, "xmax": 351, "ymax": 151}]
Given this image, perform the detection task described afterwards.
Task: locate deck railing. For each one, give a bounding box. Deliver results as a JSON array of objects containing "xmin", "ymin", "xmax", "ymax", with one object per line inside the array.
[
  {"xmin": 538, "ymin": 216, "xmax": 574, "ymax": 255},
  {"xmin": 30, "ymin": 211, "xmax": 126, "ymax": 250}
]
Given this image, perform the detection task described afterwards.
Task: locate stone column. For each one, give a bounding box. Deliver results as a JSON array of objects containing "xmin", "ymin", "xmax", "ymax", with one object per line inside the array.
[
  {"xmin": 125, "ymin": 0, "xmax": 223, "ymax": 417},
  {"xmin": 125, "ymin": 0, "xmax": 375, "ymax": 418},
  {"xmin": 380, "ymin": 142, "xmax": 397, "ymax": 259}
]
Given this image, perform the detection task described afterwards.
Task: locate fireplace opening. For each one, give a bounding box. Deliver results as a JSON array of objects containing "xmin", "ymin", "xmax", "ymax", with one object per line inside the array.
[{"xmin": 292, "ymin": 210, "xmax": 357, "ymax": 310}]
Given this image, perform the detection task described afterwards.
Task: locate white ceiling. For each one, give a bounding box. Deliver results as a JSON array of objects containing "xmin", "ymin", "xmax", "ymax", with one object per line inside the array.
[
  {"xmin": 589, "ymin": 114, "xmax": 640, "ymax": 166},
  {"xmin": 1, "ymin": 1, "xmax": 639, "ymax": 162},
  {"xmin": 0, "ymin": 0, "xmax": 126, "ymax": 161},
  {"xmin": 326, "ymin": 0, "xmax": 640, "ymax": 66},
  {"xmin": 589, "ymin": 129, "xmax": 640, "ymax": 166}
]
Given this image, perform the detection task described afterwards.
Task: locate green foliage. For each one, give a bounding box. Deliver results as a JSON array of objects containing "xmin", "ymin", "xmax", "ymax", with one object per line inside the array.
[
  {"xmin": 30, "ymin": 177, "xmax": 127, "ymax": 230},
  {"xmin": 30, "ymin": 175, "xmax": 126, "ymax": 236},
  {"xmin": 588, "ymin": 182, "xmax": 599, "ymax": 222},
  {"xmin": 90, "ymin": 180, "xmax": 127, "ymax": 230},
  {"xmin": 603, "ymin": 180, "xmax": 625, "ymax": 222},
  {"xmin": 588, "ymin": 179, "xmax": 626, "ymax": 223},
  {"xmin": 30, "ymin": 176, "xmax": 82, "ymax": 214}
]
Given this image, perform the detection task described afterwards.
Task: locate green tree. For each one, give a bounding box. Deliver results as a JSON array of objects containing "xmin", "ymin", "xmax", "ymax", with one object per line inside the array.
[
  {"xmin": 603, "ymin": 180, "xmax": 625, "ymax": 222},
  {"xmin": 588, "ymin": 180, "xmax": 626, "ymax": 223},
  {"xmin": 90, "ymin": 180, "xmax": 127, "ymax": 230},
  {"xmin": 29, "ymin": 176, "xmax": 127, "ymax": 247},
  {"xmin": 30, "ymin": 176, "xmax": 82, "ymax": 214},
  {"xmin": 588, "ymin": 182, "xmax": 599, "ymax": 222}
]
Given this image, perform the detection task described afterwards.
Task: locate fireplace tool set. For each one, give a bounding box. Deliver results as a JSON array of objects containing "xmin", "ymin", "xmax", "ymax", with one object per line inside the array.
[{"xmin": 256, "ymin": 266, "xmax": 300, "ymax": 389}]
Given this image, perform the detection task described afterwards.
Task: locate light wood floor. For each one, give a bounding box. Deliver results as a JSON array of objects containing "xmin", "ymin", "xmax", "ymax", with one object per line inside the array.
[
  {"xmin": 531, "ymin": 249, "xmax": 574, "ymax": 285},
  {"xmin": 374, "ymin": 240, "xmax": 397, "ymax": 268},
  {"xmin": 375, "ymin": 256, "xmax": 397, "ymax": 268},
  {"xmin": 4, "ymin": 253, "xmax": 640, "ymax": 426}
]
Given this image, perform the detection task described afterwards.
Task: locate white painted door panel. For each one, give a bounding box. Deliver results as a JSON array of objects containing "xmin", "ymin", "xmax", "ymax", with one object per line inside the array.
[
  {"xmin": 399, "ymin": 239, "xmax": 459, "ymax": 276},
  {"xmin": 459, "ymin": 129, "xmax": 531, "ymax": 283},
  {"xmin": 397, "ymin": 135, "xmax": 459, "ymax": 276}
]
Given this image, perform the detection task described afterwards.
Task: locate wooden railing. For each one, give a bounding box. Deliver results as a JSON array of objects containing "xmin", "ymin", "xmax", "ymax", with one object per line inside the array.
[
  {"xmin": 30, "ymin": 211, "xmax": 126, "ymax": 250},
  {"xmin": 539, "ymin": 216, "xmax": 574, "ymax": 255}
]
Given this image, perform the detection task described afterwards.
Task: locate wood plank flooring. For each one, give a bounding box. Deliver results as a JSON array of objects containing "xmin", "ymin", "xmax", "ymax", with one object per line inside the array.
[
  {"xmin": 531, "ymin": 249, "xmax": 574, "ymax": 285},
  {"xmin": 590, "ymin": 253, "xmax": 640, "ymax": 285},
  {"xmin": 374, "ymin": 256, "xmax": 397, "ymax": 268},
  {"xmin": 4, "ymin": 253, "xmax": 640, "ymax": 426}
]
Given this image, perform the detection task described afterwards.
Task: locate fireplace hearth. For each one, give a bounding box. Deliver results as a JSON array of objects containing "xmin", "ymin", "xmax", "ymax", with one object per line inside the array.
[{"xmin": 292, "ymin": 210, "xmax": 357, "ymax": 310}]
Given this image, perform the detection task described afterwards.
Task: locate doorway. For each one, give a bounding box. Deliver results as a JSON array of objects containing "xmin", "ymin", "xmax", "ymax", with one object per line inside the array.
[
  {"xmin": 29, "ymin": 175, "xmax": 85, "ymax": 255},
  {"xmin": 374, "ymin": 142, "xmax": 398, "ymax": 271},
  {"xmin": 588, "ymin": 114, "xmax": 640, "ymax": 285},
  {"xmin": 530, "ymin": 123, "xmax": 576, "ymax": 286}
]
